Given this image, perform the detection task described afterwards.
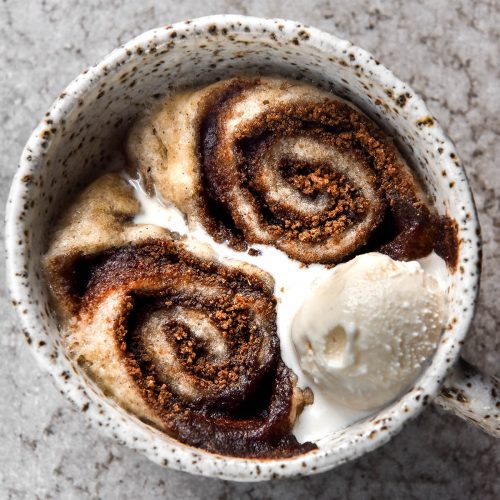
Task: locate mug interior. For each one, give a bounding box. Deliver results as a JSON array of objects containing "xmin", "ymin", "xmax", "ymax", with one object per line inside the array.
[{"xmin": 5, "ymin": 15, "xmax": 480, "ymax": 480}]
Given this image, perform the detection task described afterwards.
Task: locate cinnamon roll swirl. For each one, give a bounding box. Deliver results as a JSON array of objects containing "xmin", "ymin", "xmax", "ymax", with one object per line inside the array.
[
  {"xmin": 128, "ymin": 76, "xmax": 457, "ymax": 265},
  {"xmin": 44, "ymin": 174, "xmax": 315, "ymax": 457}
]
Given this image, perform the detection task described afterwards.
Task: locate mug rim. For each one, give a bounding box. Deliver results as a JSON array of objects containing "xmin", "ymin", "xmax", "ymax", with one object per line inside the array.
[{"xmin": 5, "ymin": 14, "xmax": 481, "ymax": 481}]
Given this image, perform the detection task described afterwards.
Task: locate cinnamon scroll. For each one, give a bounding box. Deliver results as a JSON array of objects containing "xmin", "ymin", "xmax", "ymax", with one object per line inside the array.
[
  {"xmin": 128, "ymin": 76, "xmax": 457, "ymax": 265},
  {"xmin": 44, "ymin": 174, "xmax": 315, "ymax": 458}
]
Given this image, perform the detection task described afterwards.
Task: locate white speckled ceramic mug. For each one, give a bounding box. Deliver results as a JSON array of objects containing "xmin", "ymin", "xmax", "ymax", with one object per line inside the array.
[{"xmin": 5, "ymin": 15, "xmax": 499, "ymax": 481}]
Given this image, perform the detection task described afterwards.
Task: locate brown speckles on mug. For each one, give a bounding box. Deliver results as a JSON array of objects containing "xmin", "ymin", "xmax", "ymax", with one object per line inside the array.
[
  {"xmin": 395, "ymin": 92, "xmax": 411, "ymax": 107},
  {"xmin": 416, "ymin": 115, "xmax": 435, "ymax": 127},
  {"xmin": 435, "ymin": 359, "xmax": 500, "ymax": 437},
  {"xmin": 5, "ymin": 15, "xmax": 484, "ymax": 480}
]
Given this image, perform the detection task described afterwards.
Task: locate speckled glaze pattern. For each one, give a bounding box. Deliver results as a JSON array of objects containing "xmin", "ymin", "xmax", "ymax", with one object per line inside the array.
[
  {"xmin": 4, "ymin": 15, "xmax": 485, "ymax": 481},
  {"xmin": 436, "ymin": 359, "xmax": 500, "ymax": 437}
]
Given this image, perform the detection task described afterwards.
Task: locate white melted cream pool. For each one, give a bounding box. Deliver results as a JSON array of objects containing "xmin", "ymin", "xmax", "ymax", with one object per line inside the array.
[{"xmin": 127, "ymin": 177, "xmax": 448, "ymax": 443}]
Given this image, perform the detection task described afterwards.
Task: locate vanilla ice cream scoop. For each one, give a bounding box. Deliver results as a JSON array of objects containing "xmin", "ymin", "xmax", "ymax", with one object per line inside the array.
[{"xmin": 292, "ymin": 252, "xmax": 446, "ymax": 411}]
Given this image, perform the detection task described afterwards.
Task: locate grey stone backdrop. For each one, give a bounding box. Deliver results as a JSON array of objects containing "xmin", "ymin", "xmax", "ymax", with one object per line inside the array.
[{"xmin": 1, "ymin": 1, "xmax": 498, "ymax": 498}]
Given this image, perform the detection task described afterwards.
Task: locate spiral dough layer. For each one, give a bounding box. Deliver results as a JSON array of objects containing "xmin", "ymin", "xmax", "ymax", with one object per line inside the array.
[
  {"xmin": 44, "ymin": 174, "xmax": 315, "ymax": 458},
  {"xmin": 128, "ymin": 76, "xmax": 457, "ymax": 265}
]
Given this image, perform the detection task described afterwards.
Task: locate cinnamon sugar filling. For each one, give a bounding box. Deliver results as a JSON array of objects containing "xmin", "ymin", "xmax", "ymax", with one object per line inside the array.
[
  {"xmin": 47, "ymin": 239, "xmax": 315, "ymax": 457},
  {"xmin": 196, "ymin": 79, "xmax": 457, "ymax": 266}
]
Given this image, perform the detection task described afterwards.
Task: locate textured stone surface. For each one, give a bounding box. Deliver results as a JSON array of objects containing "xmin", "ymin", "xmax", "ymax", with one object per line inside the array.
[{"xmin": 1, "ymin": 0, "xmax": 499, "ymax": 498}]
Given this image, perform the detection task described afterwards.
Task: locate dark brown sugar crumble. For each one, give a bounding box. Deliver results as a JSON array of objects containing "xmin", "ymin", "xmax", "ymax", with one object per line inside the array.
[{"xmin": 46, "ymin": 239, "xmax": 315, "ymax": 458}]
